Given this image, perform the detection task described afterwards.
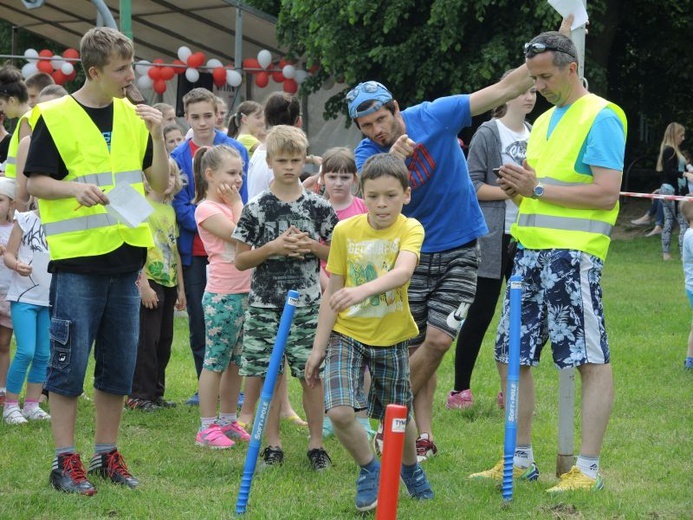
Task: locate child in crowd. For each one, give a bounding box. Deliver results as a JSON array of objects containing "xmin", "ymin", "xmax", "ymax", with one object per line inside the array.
[
  {"xmin": 2, "ymin": 198, "xmax": 51, "ymax": 424},
  {"xmin": 680, "ymin": 201, "xmax": 693, "ymax": 370},
  {"xmin": 215, "ymin": 96, "xmax": 229, "ymax": 133},
  {"xmin": 233, "ymin": 125, "xmax": 339, "ymax": 470},
  {"xmin": 127, "ymin": 159, "xmax": 186, "ymax": 411},
  {"xmin": 193, "ymin": 145, "xmax": 252, "ymax": 448},
  {"xmin": 0, "ymin": 178, "xmax": 16, "ymax": 407},
  {"xmin": 25, "ymin": 71, "xmax": 55, "ymax": 108},
  {"xmin": 153, "ymin": 102, "xmax": 177, "ymax": 126},
  {"xmin": 163, "ymin": 124, "xmax": 184, "ymax": 154},
  {"xmin": 227, "ymin": 100, "xmax": 266, "ymax": 157},
  {"xmin": 172, "ymin": 88, "xmax": 249, "ymax": 406},
  {"xmin": 305, "ymin": 153, "xmax": 433, "ymax": 512}
]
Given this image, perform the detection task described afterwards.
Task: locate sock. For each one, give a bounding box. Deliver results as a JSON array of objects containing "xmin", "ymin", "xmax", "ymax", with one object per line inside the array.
[
  {"xmin": 94, "ymin": 443, "xmax": 116, "ymax": 456},
  {"xmin": 576, "ymin": 455, "xmax": 599, "ymax": 479},
  {"xmin": 514, "ymin": 445, "xmax": 533, "ymax": 469},
  {"xmin": 53, "ymin": 446, "xmax": 77, "ymax": 467},
  {"xmin": 401, "ymin": 462, "xmax": 418, "ymax": 477},
  {"xmin": 4, "ymin": 399, "xmax": 19, "ymax": 411},
  {"xmin": 23, "ymin": 399, "xmax": 39, "ymax": 411},
  {"xmin": 218, "ymin": 412, "xmax": 237, "ymax": 426},
  {"xmin": 685, "ymin": 357, "xmax": 693, "ymax": 368},
  {"xmin": 200, "ymin": 416, "xmax": 216, "ymax": 430},
  {"xmin": 0, "ymin": 386, "xmax": 6, "ymax": 394},
  {"xmin": 361, "ymin": 457, "xmax": 380, "ymax": 473}
]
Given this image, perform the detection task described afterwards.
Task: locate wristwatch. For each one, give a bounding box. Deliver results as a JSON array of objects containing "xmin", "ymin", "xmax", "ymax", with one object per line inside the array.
[{"xmin": 532, "ymin": 181, "xmax": 545, "ymax": 199}]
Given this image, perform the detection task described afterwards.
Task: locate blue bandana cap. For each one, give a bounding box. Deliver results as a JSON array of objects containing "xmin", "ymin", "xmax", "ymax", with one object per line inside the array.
[{"xmin": 346, "ymin": 81, "xmax": 393, "ymax": 120}]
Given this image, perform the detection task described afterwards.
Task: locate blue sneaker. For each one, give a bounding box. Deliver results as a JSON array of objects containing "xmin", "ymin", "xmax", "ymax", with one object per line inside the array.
[
  {"xmin": 185, "ymin": 392, "xmax": 199, "ymax": 406},
  {"xmin": 401, "ymin": 464, "xmax": 434, "ymax": 500},
  {"xmin": 355, "ymin": 464, "xmax": 380, "ymax": 512}
]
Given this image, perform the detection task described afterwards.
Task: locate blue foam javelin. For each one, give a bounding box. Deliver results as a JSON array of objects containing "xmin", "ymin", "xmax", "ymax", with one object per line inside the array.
[
  {"xmin": 235, "ymin": 290, "xmax": 300, "ymax": 515},
  {"xmin": 502, "ymin": 276, "xmax": 522, "ymax": 501}
]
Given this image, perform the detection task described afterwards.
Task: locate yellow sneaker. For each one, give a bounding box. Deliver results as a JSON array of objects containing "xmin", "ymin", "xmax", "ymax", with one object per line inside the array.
[
  {"xmin": 547, "ymin": 466, "xmax": 604, "ymax": 492},
  {"xmin": 469, "ymin": 459, "xmax": 539, "ymax": 481}
]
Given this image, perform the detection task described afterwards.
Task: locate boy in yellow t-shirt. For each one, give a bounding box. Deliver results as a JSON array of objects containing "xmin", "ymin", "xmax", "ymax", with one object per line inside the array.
[{"xmin": 306, "ymin": 153, "xmax": 433, "ymax": 513}]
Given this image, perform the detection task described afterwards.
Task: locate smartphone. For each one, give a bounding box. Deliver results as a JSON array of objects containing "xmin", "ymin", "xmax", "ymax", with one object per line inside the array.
[{"xmin": 492, "ymin": 167, "xmax": 501, "ymax": 177}]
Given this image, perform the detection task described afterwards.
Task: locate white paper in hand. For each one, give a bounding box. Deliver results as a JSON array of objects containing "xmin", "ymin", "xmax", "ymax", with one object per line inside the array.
[
  {"xmin": 548, "ymin": 0, "xmax": 589, "ymax": 30},
  {"xmin": 105, "ymin": 184, "xmax": 153, "ymax": 228}
]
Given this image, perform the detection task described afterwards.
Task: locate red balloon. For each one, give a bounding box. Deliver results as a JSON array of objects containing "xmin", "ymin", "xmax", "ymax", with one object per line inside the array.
[
  {"xmin": 153, "ymin": 79, "xmax": 167, "ymax": 94},
  {"xmin": 37, "ymin": 60, "xmax": 53, "ymax": 74},
  {"xmin": 160, "ymin": 66, "xmax": 175, "ymax": 81},
  {"xmin": 153, "ymin": 58, "xmax": 164, "ymax": 64},
  {"xmin": 272, "ymin": 71, "xmax": 285, "ymax": 83},
  {"xmin": 308, "ymin": 63, "xmax": 320, "ymax": 74},
  {"xmin": 148, "ymin": 66, "xmax": 162, "ymax": 80},
  {"xmin": 187, "ymin": 52, "xmax": 205, "ymax": 69},
  {"xmin": 172, "ymin": 60, "xmax": 186, "ymax": 75},
  {"xmin": 39, "ymin": 49, "xmax": 53, "ymax": 58},
  {"xmin": 283, "ymin": 78, "xmax": 298, "ymax": 94},
  {"xmin": 212, "ymin": 67, "xmax": 227, "ymax": 87},
  {"xmin": 67, "ymin": 70, "xmax": 77, "ymax": 81},
  {"xmin": 242, "ymin": 58, "xmax": 260, "ymax": 72},
  {"xmin": 279, "ymin": 58, "xmax": 287, "ymax": 69},
  {"xmin": 62, "ymin": 48, "xmax": 79, "ymax": 60},
  {"xmin": 51, "ymin": 69, "xmax": 67, "ymax": 85},
  {"xmin": 255, "ymin": 71, "xmax": 269, "ymax": 88}
]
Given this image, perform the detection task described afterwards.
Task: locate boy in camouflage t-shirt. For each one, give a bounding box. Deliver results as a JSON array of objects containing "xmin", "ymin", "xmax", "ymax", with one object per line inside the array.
[{"xmin": 233, "ymin": 125, "xmax": 338, "ymax": 471}]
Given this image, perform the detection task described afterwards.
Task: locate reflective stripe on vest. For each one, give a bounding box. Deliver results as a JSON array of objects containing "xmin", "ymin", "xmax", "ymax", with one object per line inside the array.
[
  {"xmin": 43, "ymin": 213, "xmax": 117, "ymax": 236},
  {"xmin": 4, "ymin": 111, "xmax": 32, "ymax": 179},
  {"xmin": 76, "ymin": 170, "xmax": 143, "ymax": 187},
  {"xmin": 516, "ymin": 214, "xmax": 613, "ymax": 236}
]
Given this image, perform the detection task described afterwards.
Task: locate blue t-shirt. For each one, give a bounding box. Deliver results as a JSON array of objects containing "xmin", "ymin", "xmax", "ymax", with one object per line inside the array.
[
  {"xmin": 548, "ymin": 106, "xmax": 625, "ymax": 174},
  {"xmin": 354, "ymin": 95, "xmax": 487, "ymax": 253}
]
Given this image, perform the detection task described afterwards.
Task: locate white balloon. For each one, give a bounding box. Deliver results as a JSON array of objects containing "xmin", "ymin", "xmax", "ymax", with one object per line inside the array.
[
  {"xmin": 294, "ymin": 69, "xmax": 309, "ymax": 84},
  {"xmin": 206, "ymin": 58, "xmax": 223, "ymax": 69},
  {"xmin": 185, "ymin": 67, "xmax": 200, "ymax": 83},
  {"xmin": 282, "ymin": 65, "xmax": 296, "ymax": 79},
  {"xmin": 24, "ymin": 48, "xmax": 39, "ymax": 64},
  {"xmin": 135, "ymin": 60, "xmax": 151, "ymax": 76},
  {"xmin": 257, "ymin": 49, "xmax": 272, "ymax": 69},
  {"xmin": 51, "ymin": 58, "xmax": 65, "ymax": 71},
  {"xmin": 226, "ymin": 69, "xmax": 242, "ymax": 87},
  {"xmin": 61, "ymin": 62, "xmax": 74, "ymax": 75},
  {"xmin": 21, "ymin": 62, "xmax": 38, "ymax": 79},
  {"xmin": 137, "ymin": 75, "xmax": 154, "ymax": 90},
  {"xmin": 177, "ymin": 46, "xmax": 192, "ymax": 62}
]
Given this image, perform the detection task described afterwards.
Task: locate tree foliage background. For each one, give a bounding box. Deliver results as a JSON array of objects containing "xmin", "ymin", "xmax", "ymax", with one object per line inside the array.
[{"xmin": 249, "ymin": 0, "xmax": 693, "ymax": 161}]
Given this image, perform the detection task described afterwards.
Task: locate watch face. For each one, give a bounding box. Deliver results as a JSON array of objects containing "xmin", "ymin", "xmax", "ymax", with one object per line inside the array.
[{"xmin": 534, "ymin": 184, "xmax": 544, "ymax": 197}]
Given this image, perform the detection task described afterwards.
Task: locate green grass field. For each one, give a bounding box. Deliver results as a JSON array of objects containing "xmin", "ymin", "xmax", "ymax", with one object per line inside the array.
[{"xmin": 1, "ymin": 207, "xmax": 691, "ymax": 519}]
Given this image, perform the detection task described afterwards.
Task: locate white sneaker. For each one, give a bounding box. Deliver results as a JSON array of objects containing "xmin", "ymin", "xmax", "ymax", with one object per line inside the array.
[
  {"xmin": 3, "ymin": 406, "xmax": 28, "ymax": 425},
  {"xmin": 22, "ymin": 406, "xmax": 51, "ymax": 421}
]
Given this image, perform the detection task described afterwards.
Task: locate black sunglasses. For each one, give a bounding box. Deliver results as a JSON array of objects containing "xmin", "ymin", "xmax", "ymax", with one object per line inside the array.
[{"xmin": 524, "ymin": 42, "xmax": 577, "ymax": 61}]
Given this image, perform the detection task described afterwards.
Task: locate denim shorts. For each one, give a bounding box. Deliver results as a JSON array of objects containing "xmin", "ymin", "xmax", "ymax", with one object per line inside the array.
[{"xmin": 45, "ymin": 271, "xmax": 141, "ymax": 397}]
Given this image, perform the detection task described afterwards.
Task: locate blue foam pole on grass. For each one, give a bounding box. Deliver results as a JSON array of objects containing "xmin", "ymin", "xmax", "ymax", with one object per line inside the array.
[
  {"xmin": 502, "ymin": 276, "xmax": 522, "ymax": 501},
  {"xmin": 235, "ymin": 290, "xmax": 300, "ymax": 515}
]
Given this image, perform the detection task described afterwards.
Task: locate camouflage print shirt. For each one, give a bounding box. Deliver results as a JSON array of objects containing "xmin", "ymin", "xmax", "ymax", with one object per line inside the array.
[{"xmin": 232, "ymin": 188, "xmax": 338, "ymax": 308}]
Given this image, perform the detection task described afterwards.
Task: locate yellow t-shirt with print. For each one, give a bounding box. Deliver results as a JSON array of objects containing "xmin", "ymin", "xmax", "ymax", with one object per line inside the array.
[{"xmin": 326, "ymin": 213, "xmax": 424, "ymax": 347}]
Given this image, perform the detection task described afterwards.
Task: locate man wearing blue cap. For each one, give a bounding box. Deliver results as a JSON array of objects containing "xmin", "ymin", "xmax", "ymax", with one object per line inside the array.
[{"xmin": 347, "ymin": 68, "xmax": 535, "ymax": 460}]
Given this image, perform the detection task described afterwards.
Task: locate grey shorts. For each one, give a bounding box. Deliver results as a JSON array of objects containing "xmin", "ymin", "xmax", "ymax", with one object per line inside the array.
[{"xmin": 408, "ymin": 242, "xmax": 479, "ymax": 345}]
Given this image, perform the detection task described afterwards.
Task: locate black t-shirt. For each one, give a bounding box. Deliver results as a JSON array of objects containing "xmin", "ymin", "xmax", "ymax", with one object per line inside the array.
[
  {"xmin": 0, "ymin": 134, "xmax": 10, "ymax": 163},
  {"xmin": 25, "ymin": 98, "xmax": 154, "ymax": 274}
]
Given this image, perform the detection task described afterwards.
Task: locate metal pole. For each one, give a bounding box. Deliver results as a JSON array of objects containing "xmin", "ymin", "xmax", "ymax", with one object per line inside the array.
[
  {"xmin": 233, "ymin": 6, "xmax": 243, "ymax": 110},
  {"xmin": 556, "ymin": 2, "xmax": 587, "ymax": 478},
  {"xmin": 119, "ymin": 0, "xmax": 133, "ymax": 39}
]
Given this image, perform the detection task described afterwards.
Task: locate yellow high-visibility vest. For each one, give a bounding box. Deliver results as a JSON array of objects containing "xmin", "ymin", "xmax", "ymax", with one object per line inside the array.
[
  {"xmin": 4, "ymin": 110, "xmax": 37, "ymax": 179},
  {"xmin": 35, "ymin": 96, "xmax": 153, "ymax": 260},
  {"xmin": 511, "ymin": 94, "xmax": 627, "ymax": 260}
]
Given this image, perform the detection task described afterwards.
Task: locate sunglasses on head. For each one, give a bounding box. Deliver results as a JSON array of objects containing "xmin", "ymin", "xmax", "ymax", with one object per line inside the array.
[
  {"xmin": 345, "ymin": 81, "xmax": 387, "ymax": 103},
  {"xmin": 524, "ymin": 41, "xmax": 577, "ymax": 61}
]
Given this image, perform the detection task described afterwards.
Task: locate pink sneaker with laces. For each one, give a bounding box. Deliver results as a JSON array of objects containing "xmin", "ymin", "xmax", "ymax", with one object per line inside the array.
[
  {"xmin": 221, "ymin": 421, "xmax": 251, "ymax": 442},
  {"xmin": 195, "ymin": 424, "xmax": 235, "ymax": 449},
  {"xmin": 446, "ymin": 389, "xmax": 474, "ymax": 409}
]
